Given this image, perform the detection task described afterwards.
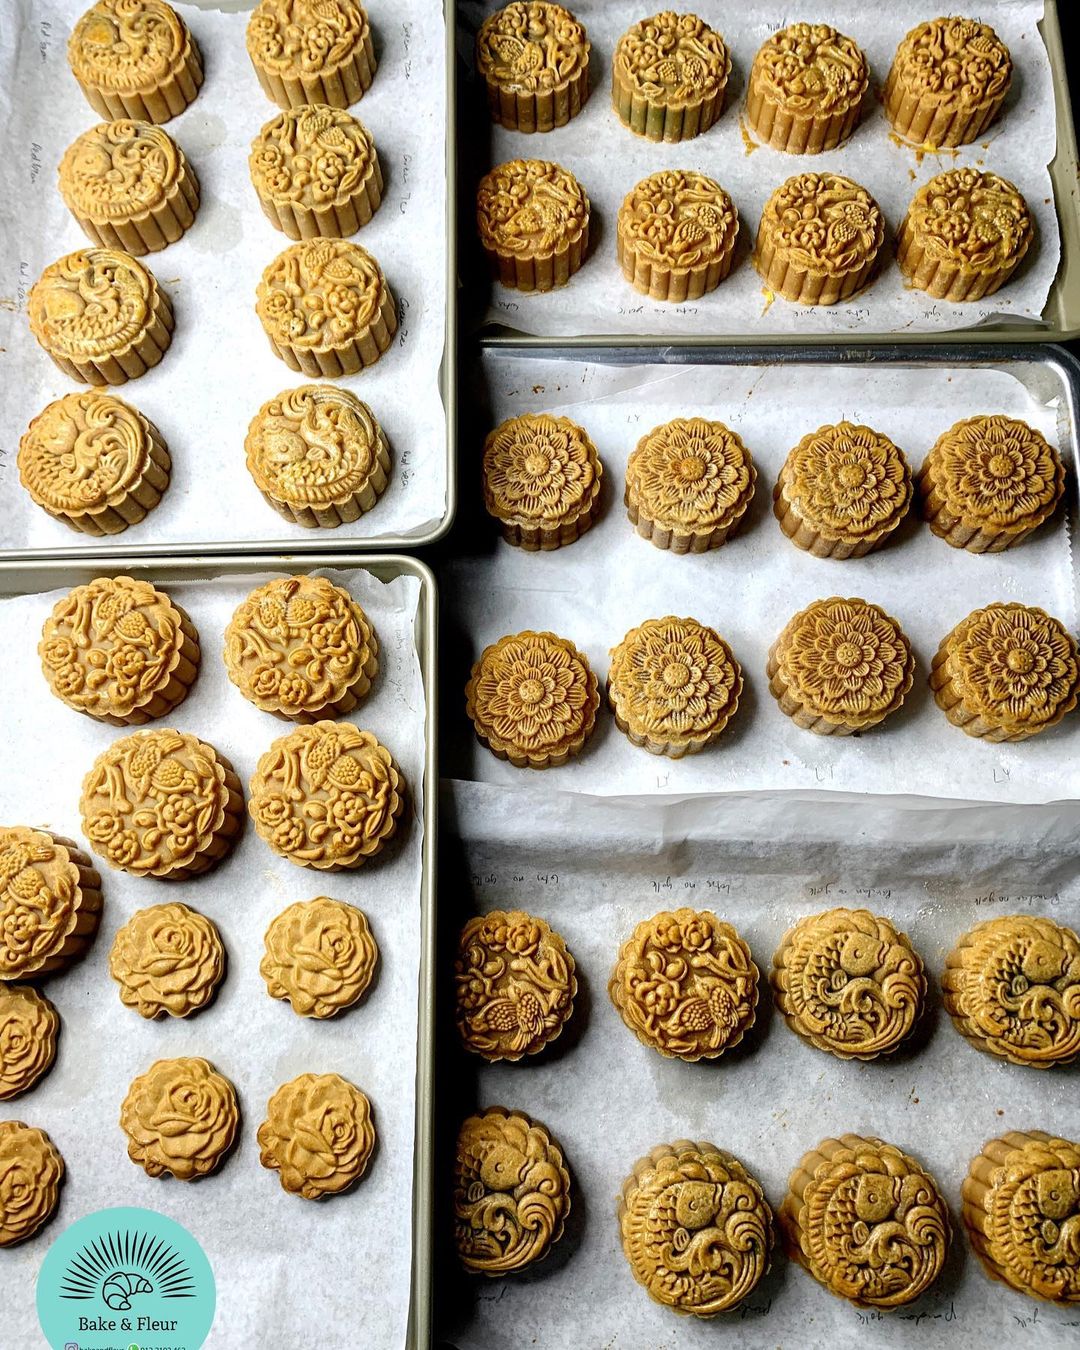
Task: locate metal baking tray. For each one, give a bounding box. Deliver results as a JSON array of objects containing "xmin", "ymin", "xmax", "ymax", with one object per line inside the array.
[
  {"xmin": 0, "ymin": 0, "xmax": 457, "ymax": 561},
  {"xmin": 0, "ymin": 552, "xmax": 438, "ymax": 1350},
  {"xmin": 457, "ymin": 0, "xmax": 1080, "ymax": 345}
]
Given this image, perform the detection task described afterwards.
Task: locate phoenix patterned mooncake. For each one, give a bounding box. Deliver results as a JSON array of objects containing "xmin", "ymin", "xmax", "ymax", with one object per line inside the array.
[{"xmin": 68, "ymin": 0, "xmax": 203, "ymax": 123}]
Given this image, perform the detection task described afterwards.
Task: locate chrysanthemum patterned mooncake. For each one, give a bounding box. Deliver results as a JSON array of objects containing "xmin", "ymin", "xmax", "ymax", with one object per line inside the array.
[
  {"xmin": 918, "ymin": 415, "xmax": 1064, "ymax": 553},
  {"xmin": 745, "ymin": 23, "xmax": 868, "ymax": 154},
  {"xmin": 481, "ymin": 412, "xmax": 602, "ymax": 550},
  {"xmin": 930, "ymin": 603, "xmax": 1080, "ymax": 742},
  {"xmin": 18, "ymin": 392, "xmax": 171, "ymax": 536},
  {"xmin": 261, "ymin": 897, "xmax": 378, "ymax": 1018},
  {"xmin": 782, "ymin": 1135, "xmax": 950, "ymax": 1307},
  {"xmin": 59, "ymin": 119, "xmax": 199, "ymax": 254},
  {"xmin": 28, "ymin": 248, "xmax": 174, "ymax": 386},
  {"xmin": 40, "ymin": 576, "xmax": 199, "ymax": 725},
  {"xmin": 455, "ymin": 910, "xmax": 576, "ymax": 1061},
  {"xmin": 259, "ymin": 1072, "xmax": 375, "ymax": 1197},
  {"xmin": 0, "ymin": 827, "xmax": 103, "ymax": 981},
  {"xmin": 0, "ymin": 987, "xmax": 60, "ymax": 1101},
  {"xmin": 772, "ymin": 908, "xmax": 927, "ymax": 1060},
  {"xmin": 245, "ymin": 384, "xmax": 390, "ymax": 527},
  {"xmin": 755, "ymin": 173, "xmax": 884, "ymax": 305},
  {"xmin": 250, "ymin": 104, "xmax": 382, "ymax": 240},
  {"xmin": 612, "ymin": 12, "xmax": 730, "ymax": 143},
  {"xmin": 607, "ymin": 616, "xmax": 742, "ymax": 757},
  {"xmin": 465, "ymin": 630, "xmax": 599, "ymax": 768},
  {"xmin": 477, "ymin": 159, "xmax": 590, "ymax": 292},
  {"xmin": 617, "ymin": 170, "xmax": 739, "ymax": 302},
  {"xmin": 898, "ymin": 169, "xmax": 1034, "ymax": 302},
  {"xmin": 247, "ymin": 0, "xmax": 376, "ymax": 110},
  {"xmin": 943, "ymin": 914, "xmax": 1080, "ymax": 1068},
  {"xmin": 0, "ymin": 1122, "xmax": 65, "ymax": 1246},
  {"xmin": 767, "ymin": 597, "xmax": 915, "ymax": 735},
  {"xmin": 248, "ymin": 721, "xmax": 404, "ymax": 870},
  {"xmin": 109, "ymin": 902, "xmax": 225, "ymax": 1019},
  {"xmin": 774, "ymin": 422, "xmax": 912, "ymax": 559},
  {"xmin": 963, "ymin": 1131, "xmax": 1080, "ymax": 1303},
  {"xmin": 80, "ymin": 729, "xmax": 244, "ymax": 879},
  {"xmin": 224, "ymin": 575, "xmax": 377, "ymax": 720},
  {"xmin": 454, "ymin": 1106, "xmax": 571, "ymax": 1275},
  {"xmin": 625, "ymin": 418, "xmax": 756, "ymax": 553},
  {"xmin": 256, "ymin": 239, "xmax": 396, "ymax": 377},
  {"xmin": 68, "ymin": 0, "xmax": 203, "ymax": 123},
  {"xmin": 885, "ymin": 17, "xmax": 1012, "ymax": 149},
  {"xmin": 618, "ymin": 1140, "xmax": 773, "ymax": 1316},
  {"xmin": 609, "ymin": 908, "xmax": 759, "ymax": 1061},
  {"xmin": 121, "ymin": 1056, "xmax": 239, "ymax": 1180},
  {"xmin": 476, "ymin": 2, "xmax": 590, "ymax": 133}
]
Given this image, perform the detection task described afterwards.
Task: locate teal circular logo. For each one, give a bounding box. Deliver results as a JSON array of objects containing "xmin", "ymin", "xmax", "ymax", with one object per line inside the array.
[{"xmin": 37, "ymin": 1207, "xmax": 215, "ymax": 1350}]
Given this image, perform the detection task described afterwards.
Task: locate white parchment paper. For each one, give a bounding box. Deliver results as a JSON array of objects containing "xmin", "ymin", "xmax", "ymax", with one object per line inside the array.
[
  {"xmin": 460, "ymin": 0, "xmax": 1060, "ymax": 338},
  {"xmin": 1, "ymin": 566, "xmax": 427, "ymax": 1349},
  {"xmin": 443, "ymin": 348, "xmax": 1080, "ymax": 804},
  {"xmin": 0, "ymin": 0, "xmax": 447, "ymax": 555},
  {"xmin": 441, "ymin": 777, "xmax": 1080, "ymax": 1350}
]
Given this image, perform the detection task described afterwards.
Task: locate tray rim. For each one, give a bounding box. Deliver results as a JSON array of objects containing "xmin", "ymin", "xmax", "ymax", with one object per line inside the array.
[
  {"xmin": 461, "ymin": 0, "xmax": 1080, "ymax": 346},
  {"xmin": 0, "ymin": 551, "xmax": 438, "ymax": 1350}
]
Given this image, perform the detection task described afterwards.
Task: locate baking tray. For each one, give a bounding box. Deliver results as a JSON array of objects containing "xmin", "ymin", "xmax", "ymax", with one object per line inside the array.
[
  {"xmin": 456, "ymin": 0, "xmax": 1080, "ymax": 345},
  {"xmin": 0, "ymin": 0, "xmax": 458, "ymax": 561},
  {"xmin": 0, "ymin": 552, "xmax": 438, "ymax": 1350},
  {"xmin": 440, "ymin": 341, "xmax": 1080, "ymax": 806}
]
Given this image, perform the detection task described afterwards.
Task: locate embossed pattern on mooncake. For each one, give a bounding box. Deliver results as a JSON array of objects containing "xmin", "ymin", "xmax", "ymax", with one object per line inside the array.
[{"xmin": 476, "ymin": 159, "xmax": 590, "ymax": 292}]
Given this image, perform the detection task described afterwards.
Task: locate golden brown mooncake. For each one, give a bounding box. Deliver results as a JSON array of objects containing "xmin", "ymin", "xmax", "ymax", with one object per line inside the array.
[
  {"xmin": 256, "ymin": 238, "xmax": 396, "ymax": 377},
  {"xmin": 782, "ymin": 1135, "xmax": 950, "ymax": 1307},
  {"xmin": 885, "ymin": 17, "xmax": 1012, "ymax": 148},
  {"xmin": 0, "ymin": 827, "xmax": 103, "ymax": 981},
  {"xmin": 612, "ymin": 12, "xmax": 730, "ymax": 142},
  {"xmin": 917, "ymin": 415, "xmax": 1064, "ymax": 553},
  {"xmin": 772, "ymin": 908, "xmax": 926, "ymax": 1060},
  {"xmin": 454, "ymin": 1106, "xmax": 571, "ymax": 1275},
  {"xmin": 247, "ymin": 0, "xmax": 376, "ymax": 110},
  {"xmin": 261, "ymin": 898, "xmax": 377, "ymax": 1018},
  {"xmin": 0, "ymin": 987, "xmax": 60, "ymax": 1102},
  {"xmin": 481, "ymin": 412, "xmax": 602, "ymax": 550},
  {"xmin": 755, "ymin": 173, "xmax": 884, "ymax": 305},
  {"xmin": 58, "ymin": 119, "xmax": 198, "ymax": 254},
  {"xmin": 745, "ymin": 22, "xmax": 868, "ymax": 154},
  {"xmin": 80, "ymin": 729, "xmax": 244, "ymax": 879},
  {"xmin": 477, "ymin": 159, "xmax": 590, "ymax": 292},
  {"xmin": 40, "ymin": 576, "xmax": 199, "ymax": 725},
  {"xmin": 477, "ymin": 2, "xmax": 590, "ymax": 132},
  {"xmin": 224, "ymin": 574, "xmax": 377, "ymax": 720},
  {"xmin": 768, "ymin": 597, "xmax": 915, "ymax": 735},
  {"xmin": 0, "ymin": 1123, "xmax": 65, "ymax": 1246},
  {"xmin": 248, "ymin": 721, "xmax": 404, "ymax": 870},
  {"xmin": 609, "ymin": 909, "xmax": 758, "ymax": 1061},
  {"xmin": 259, "ymin": 1073, "xmax": 375, "ymax": 1197},
  {"xmin": 962, "ymin": 1131, "xmax": 1080, "ymax": 1303},
  {"xmin": 454, "ymin": 910, "xmax": 576, "ymax": 1060},
  {"xmin": 943, "ymin": 914, "xmax": 1080, "ymax": 1068},
  {"xmin": 68, "ymin": 0, "xmax": 203, "ymax": 123},
  {"xmin": 109, "ymin": 903, "xmax": 225, "ymax": 1019},
  {"xmin": 897, "ymin": 169, "xmax": 1034, "ymax": 302},
  {"xmin": 18, "ymin": 392, "xmax": 171, "ymax": 536},
  {"xmin": 250, "ymin": 104, "xmax": 381, "ymax": 239},
  {"xmin": 607, "ymin": 616, "xmax": 742, "ymax": 757},
  {"xmin": 27, "ymin": 248, "xmax": 174, "ymax": 386},
  {"xmin": 465, "ymin": 630, "xmax": 599, "ymax": 769},
  {"xmin": 245, "ymin": 384, "xmax": 390, "ymax": 527},
  {"xmin": 930, "ymin": 603, "xmax": 1080, "ymax": 742},
  {"xmin": 617, "ymin": 170, "xmax": 739, "ymax": 302},
  {"xmin": 120, "ymin": 1057, "xmax": 239, "ymax": 1180},
  {"xmin": 774, "ymin": 422, "xmax": 913, "ymax": 559},
  {"xmin": 618, "ymin": 1140, "xmax": 773, "ymax": 1315},
  {"xmin": 625, "ymin": 417, "xmax": 756, "ymax": 553}
]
